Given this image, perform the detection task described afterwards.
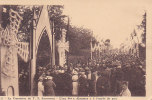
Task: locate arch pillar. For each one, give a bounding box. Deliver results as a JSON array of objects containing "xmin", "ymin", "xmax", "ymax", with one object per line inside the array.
[{"xmin": 30, "ymin": 6, "xmax": 53, "ymax": 95}]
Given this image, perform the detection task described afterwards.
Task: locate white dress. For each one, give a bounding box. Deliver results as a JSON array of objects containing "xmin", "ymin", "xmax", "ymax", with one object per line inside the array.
[
  {"xmin": 88, "ymin": 73, "xmax": 91, "ymax": 80},
  {"xmin": 120, "ymin": 88, "xmax": 131, "ymax": 96},
  {"xmin": 72, "ymin": 75, "xmax": 78, "ymax": 96},
  {"xmin": 38, "ymin": 81, "xmax": 44, "ymax": 96}
]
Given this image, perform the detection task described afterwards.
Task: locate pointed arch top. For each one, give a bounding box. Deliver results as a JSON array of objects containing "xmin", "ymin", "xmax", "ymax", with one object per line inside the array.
[{"xmin": 35, "ymin": 6, "xmax": 52, "ymax": 56}]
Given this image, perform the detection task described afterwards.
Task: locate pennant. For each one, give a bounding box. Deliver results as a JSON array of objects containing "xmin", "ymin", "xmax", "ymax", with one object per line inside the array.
[{"xmin": 65, "ymin": 41, "xmax": 69, "ymax": 52}]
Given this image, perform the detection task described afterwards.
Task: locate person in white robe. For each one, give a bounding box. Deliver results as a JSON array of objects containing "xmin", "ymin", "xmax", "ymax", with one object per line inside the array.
[
  {"xmin": 38, "ymin": 76, "xmax": 44, "ymax": 96},
  {"xmin": 119, "ymin": 81, "xmax": 131, "ymax": 96},
  {"xmin": 72, "ymin": 71, "xmax": 79, "ymax": 96}
]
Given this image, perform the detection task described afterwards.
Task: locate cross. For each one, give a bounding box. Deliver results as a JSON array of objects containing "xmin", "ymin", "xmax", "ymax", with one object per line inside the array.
[
  {"xmin": 0, "ymin": 9, "xmax": 29, "ymax": 77},
  {"xmin": 57, "ymin": 29, "xmax": 69, "ymax": 66}
]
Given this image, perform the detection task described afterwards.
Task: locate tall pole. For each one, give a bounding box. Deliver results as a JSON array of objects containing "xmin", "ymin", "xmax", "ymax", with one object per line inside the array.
[
  {"xmin": 29, "ymin": 15, "xmax": 33, "ymax": 96},
  {"xmin": 66, "ymin": 16, "xmax": 69, "ymax": 67},
  {"xmin": 99, "ymin": 47, "xmax": 100, "ymax": 59},
  {"xmin": 145, "ymin": 12, "xmax": 146, "ymax": 44},
  {"xmin": 90, "ymin": 37, "xmax": 93, "ymax": 60},
  {"xmin": 31, "ymin": 7, "xmax": 37, "ymax": 95},
  {"xmin": 134, "ymin": 29, "xmax": 140, "ymax": 58},
  {"xmin": 0, "ymin": 5, "xmax": 3, "ymax": 91},
  {"xmin": 51, "ymin": 19, "xmax": 55, "ymax": 66},
  {"xmin": 136, "ymin": 35, "xmax": 140, "ymax": 57}
]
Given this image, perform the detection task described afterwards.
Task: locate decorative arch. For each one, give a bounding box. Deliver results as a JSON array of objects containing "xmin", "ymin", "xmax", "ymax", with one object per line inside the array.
[
  {"xmin": 30, "ymin": 6, "xmax": 54, "ymax": 95},
  {"xmin": 35, "ymin": 26, "xmax": 52, "ymax": 57},
  {"xmin": 7, "ymin": 86, "xmax": 15, "ymax": 96},
  {"xmin": 34, "ymin": 6, "xmax": 52, "ymax": 57}
]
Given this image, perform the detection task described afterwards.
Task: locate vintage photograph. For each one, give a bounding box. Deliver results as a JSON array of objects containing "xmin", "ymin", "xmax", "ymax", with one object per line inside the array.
[{"xmin": 0, "ymin": 2, "xmax": 146, "ymax": 97}]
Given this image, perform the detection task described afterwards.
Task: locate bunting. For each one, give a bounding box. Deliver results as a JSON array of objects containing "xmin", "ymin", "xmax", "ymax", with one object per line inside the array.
[{"xmin": 16, "ymin": 41, "xmax": 29, "ymax": 62}]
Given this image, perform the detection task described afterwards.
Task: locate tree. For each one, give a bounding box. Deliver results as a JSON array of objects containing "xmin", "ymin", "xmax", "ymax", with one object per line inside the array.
[
  {"xmin": 48, "ymin": 5, "xmax": 66, "ymax": 40},
  {"xmin": 137, "ymin": 12, "xmax": 146, "ymax": 44},
  {"xmin": 1, "ymin": 5, "xmax": 97, "ymax": 64},
  {"xmin": 137, "ymin": 12, "xmax": 146, "ymax": 60},
  {"xmin": 1, "ymin": 5, "xmax": 42, "ymax": 42},
  {"xmin": 68, "ymin": 26, "xmax": 95, "ymax": 55}
]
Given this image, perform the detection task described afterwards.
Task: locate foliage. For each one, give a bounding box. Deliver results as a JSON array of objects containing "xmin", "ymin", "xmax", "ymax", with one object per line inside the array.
[
  {"xmin": 1, "ymin": 5, "xmax": 38, "ymax": 42},
  {"xmin": 48, "ymin": 5, "xmax": 66, "ymax": 40},
  {"xmin": 1, "ymin": 5, "xmax": 97, "ymax": 64},
  {"xmin": 47, "ymin": 5, "xmax": 97, "ymax": 57},
  {"xmin": 68, "ymin": 26, "xmax": 95, "ymax": 55},
  {"xmin": 137, "ymin": 12, "xmax": 146, "ymax": 44}
]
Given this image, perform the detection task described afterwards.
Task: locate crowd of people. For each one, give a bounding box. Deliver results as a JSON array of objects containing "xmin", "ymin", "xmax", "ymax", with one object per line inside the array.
[{"xmin": 35, "ymin": 54, "xmax": 146, "ymax": 96}]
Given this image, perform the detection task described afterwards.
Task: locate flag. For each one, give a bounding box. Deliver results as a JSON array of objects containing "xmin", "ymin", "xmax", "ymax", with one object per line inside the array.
[
  {"xmin": 130, "ymin": 33, "xmax": 133, "ymax": 40},
  {"xmin": 133, "ymin": 29, "xmax": 137, "ymax": 36},
  {"xmin": 66, "ymin": 16, "xmax": 70, "ymax": 42},
  {"xmin": 17, "ymin": 41, "xmax": 29, "ymax": 62}
]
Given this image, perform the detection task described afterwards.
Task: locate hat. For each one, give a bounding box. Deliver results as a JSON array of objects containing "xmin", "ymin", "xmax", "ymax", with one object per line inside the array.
[
  {"xmin": 58, "ymin": 70, "xmax": 62, "ymax": 73},
  {"xmin": 85, "ymin": 67, "xmax": 90, "ymax": 71},
  {"xmin": 75, "ymin": 68, "xmax": 79, "ymax": 71},
  {"xmin": 121, "ymin": 81, "xmax": 129, "ymax": 86},
  {"xmin": 73, "ymin": 71, "xmax": 78, "ymax": 75},
  {"xmin": 91, "ymin": 68, "xmax": 96, "ymax": 73},
  {"xmin": 81, "ymin": 72, "xmax": 85, "ymax": 75},
  {"xmin": 45, "ymin": 76, "xmax": 53, "ymax": 80},
  {"xmin": 80, "ymin": 68, "xmax": 85, "ymax": 72},
  {"xmin": 38, "ymin": 76, "xmax": 43, "ymax": 81},
  {"xmin": 84, "ymin": 75, "xmax": 87, "ymax": 78},
  {"xmin": 117, "ymin": 65, "xmax": 121, "ymax": 68},
  {"xmin": 139, "ymin": 65, "xmax": 142, "ymax": 69}
]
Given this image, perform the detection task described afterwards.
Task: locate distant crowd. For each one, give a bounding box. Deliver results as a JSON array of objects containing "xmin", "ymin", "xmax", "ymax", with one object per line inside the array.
[{"xmin": 34, "ymin": 54, "xmax": 145, "ymax": 96}]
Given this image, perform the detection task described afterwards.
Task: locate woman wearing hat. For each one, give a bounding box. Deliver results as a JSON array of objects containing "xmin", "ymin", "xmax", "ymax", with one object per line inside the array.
[
  {"xmin": 43, "ymin": 76, "xmax": 56, "ymax": 96},
  {"xmin": 78, "ymin": 70, "xmax": 89, "ymax": 96},
  {"xmin": 72, "ymin": 71, "xmax": 79, "ymax": 96},
  {"xmin": 119, "ymin": 81, "xmax": 131, "ymax": 96},
  {"xmin": 38, "ymin": 76, "xmax": 44, "ymax": 96}
]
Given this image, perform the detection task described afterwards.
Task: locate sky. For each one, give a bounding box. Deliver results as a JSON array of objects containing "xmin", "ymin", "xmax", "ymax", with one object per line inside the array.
[{"xmin": 62, "ymin": 0, "xmax": 148, "ymax": 48}]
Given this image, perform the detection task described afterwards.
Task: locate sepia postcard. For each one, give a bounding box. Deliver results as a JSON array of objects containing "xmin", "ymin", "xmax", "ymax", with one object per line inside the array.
[{"xmin": 0, "ymin": 0, "xmax": 152, "ymax": 100}]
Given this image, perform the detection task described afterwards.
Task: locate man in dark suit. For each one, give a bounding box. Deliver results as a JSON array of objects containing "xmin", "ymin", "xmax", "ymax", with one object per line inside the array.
[
  {"xmin": 63, "ymin": 71, "xmax": 73, "ymax": 96},
  {"xmin": 78, "ymin": 71, "xmax": 89, "ymax": 96},
  {"xmin": 96, "ymin": 72, "xmax": 109, "ymax": 96},
  {"xmin": 43, "ymin": 76, "xmax": 56, "ymax": 96}
]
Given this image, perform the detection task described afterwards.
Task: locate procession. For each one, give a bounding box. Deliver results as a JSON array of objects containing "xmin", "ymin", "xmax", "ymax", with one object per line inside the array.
[
  {"xmin": 32, "ymin": 53, "xmax": 145, "ymax": 96},
  {"xmin": 0, "ymin": 3, "xmax": 146, "ymax": 97}
]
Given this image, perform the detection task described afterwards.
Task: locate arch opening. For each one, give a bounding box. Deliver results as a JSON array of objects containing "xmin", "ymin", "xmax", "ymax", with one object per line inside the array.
[
  {"xmin": 7, "ymin": 86, "xmax": 14, "ymax": 96},
  {"xmin": 36, "ymin": 30, "xmax": 51, "ymax": 67},
  {"xmin": 35, "ymin": 30, "xmax": 52, "ymax": 95}
]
